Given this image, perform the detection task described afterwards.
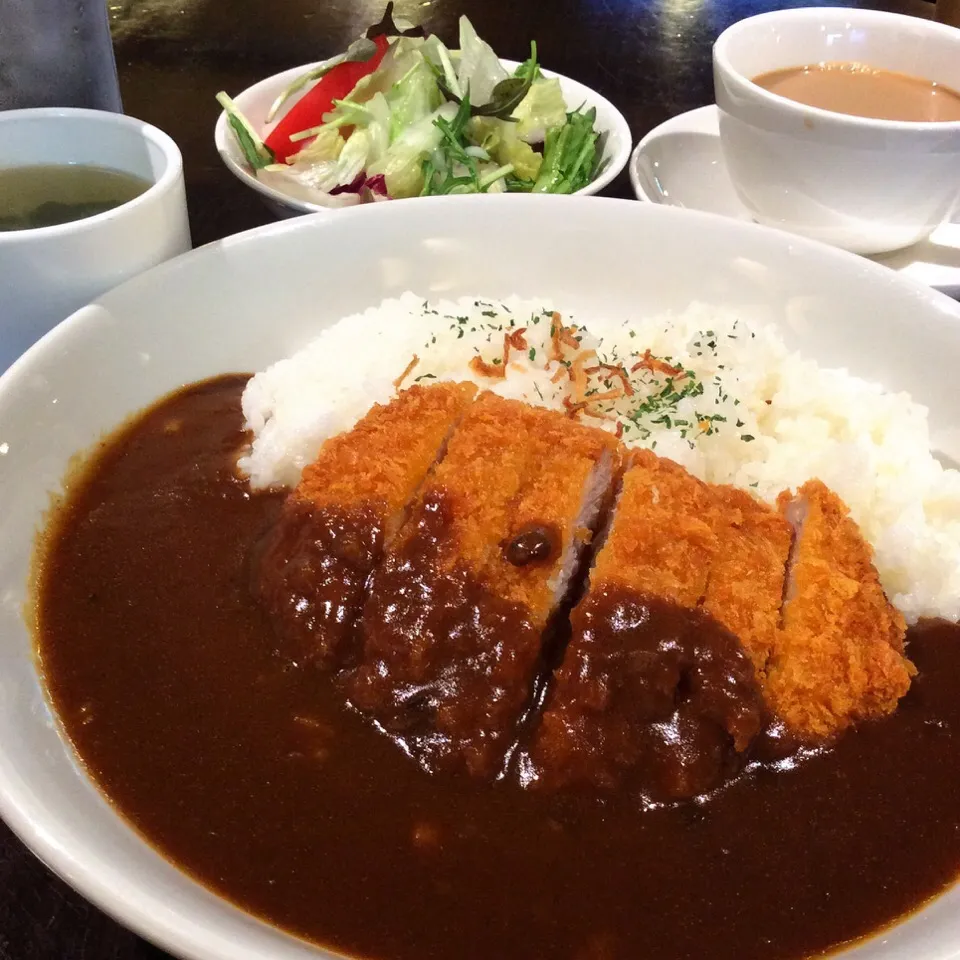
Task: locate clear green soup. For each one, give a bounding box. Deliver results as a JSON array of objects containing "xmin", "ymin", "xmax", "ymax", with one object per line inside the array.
[{"xmin": 0, "ymin": 163, "xmax": 152, "ymax": 231}]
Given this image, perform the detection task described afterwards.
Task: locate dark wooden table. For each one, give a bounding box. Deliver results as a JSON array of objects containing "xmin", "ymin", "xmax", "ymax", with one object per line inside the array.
[{"xmin": 0, "ymin": 0, "xmax": 934, "ymax": 955}]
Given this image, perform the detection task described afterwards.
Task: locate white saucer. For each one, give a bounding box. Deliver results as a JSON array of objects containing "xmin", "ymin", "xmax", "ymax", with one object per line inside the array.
[{"xmin": 629, "ymin": 105, "xmax": 960, "ymax": 298}]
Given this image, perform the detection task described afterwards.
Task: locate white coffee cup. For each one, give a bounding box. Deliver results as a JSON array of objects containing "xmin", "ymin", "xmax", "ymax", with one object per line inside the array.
[
  {"xmin": 0, "ymin": 108, "xmax": 190, "ymax": 371},
  {"xmin": 713, "ymin": 9, "xmax": 960, "ymax": 255}
]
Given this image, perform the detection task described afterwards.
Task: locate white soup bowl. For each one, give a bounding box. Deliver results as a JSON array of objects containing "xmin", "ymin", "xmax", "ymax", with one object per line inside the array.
[{"xmin": 0, "ymin": 107, "xmax": 191, "ymax": 372}]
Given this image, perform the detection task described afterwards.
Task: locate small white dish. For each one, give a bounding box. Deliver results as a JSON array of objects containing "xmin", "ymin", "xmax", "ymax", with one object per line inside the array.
[
  {"xmin": 629, "ymin": 105, "xmax": 960, "ymax": 297},
  {"xmin": 0, "ymin": 107, "xmax": 192, "ymax": 371},
  {"xmin": 215, "ymin": 59, "xmax": 632, "ymax": 219}
]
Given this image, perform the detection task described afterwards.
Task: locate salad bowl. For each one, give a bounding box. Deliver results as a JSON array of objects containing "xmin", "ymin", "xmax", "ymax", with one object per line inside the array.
[{"xmin": 214, "ymin": 20, "xmax": 632, "ymax": 218}]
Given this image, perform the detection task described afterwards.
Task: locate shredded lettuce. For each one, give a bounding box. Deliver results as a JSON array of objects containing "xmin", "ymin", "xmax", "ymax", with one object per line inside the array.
[
  {"xmin": 419, "ymin": 35, "xmax": 460, "ymax": 96},
  {"xmin": 386, "ymin": 55, "xmax": 443, "ymax": 141},
  {"xmin": 278, "ymin": 143, "xmax": 346, "ymax": 193},
  {"xmin": 496, "ymin": 136, "xmax": 541, "ymax": 181},
  {"xmin": 513, "ymin": 77, "xmax": 567, "ymax": 143},
  {"xmin": 467, "ymin": 117, "xmax": 542, "ymax": 181},
  {"xmin": 254, "ymin": 166, "xmax": 363, "ymax": 207},
  {"xmin": 368, "ymin": 102, "xmax": 457, "ymax": 198},
  {"xmin": 455, "ymin": 16, "xmax": 508, "ymax": 104},
  {"xmin": 346, "ymin": 36, "xmax": 426, "ymax": 105},
  {"xmin": 331, "ymin": 129, "xmax": 372, "ymax": 186},
  {"xmin": 290, "ymin": 124, "xmax": 345, "ymax": 165},
  {"xmin": 263, "ymin": 125, "xmax": 347, "ymax": 195},
  {"xmin": 316, "ymin": 92, "xmax": 391, "ymax": 186},
  {"xmin": 420, "ymin": 96, "xmax": 513, "ymax": 195}
]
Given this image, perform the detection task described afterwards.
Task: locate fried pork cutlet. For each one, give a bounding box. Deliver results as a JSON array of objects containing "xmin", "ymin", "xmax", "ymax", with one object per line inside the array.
[
  {"xmin": 255, "ymin": 382, "xmax": 476, "ymax": 668},
  {"xmin": 702, "ymin": 485, "xmax": 793, "ymax": 679},
  {"xmin": 493, "ymin": 410, "xmax": 620, "ymax": 627},
  {"xmin": 768, "ymin": 479, "xmax": 915, "ymax": 739},
  {"xmin": 348, "ymin": 392, "xmax": 618, "ymax": 779},
  {"xmin": 258, "ymin": 379, "xmax": 916, "ymax": 793},
  {"xmin": 525, "ymin": 451, "xmax": 766, "ymax": 799},
  {"xmin": 588, "ymin": 449, "xmax": 721, "ymax": 606}
]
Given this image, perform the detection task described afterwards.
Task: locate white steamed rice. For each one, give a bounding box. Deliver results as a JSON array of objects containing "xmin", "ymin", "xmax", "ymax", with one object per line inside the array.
[{"xmin": 238, "ymin": 293, "xmax": 960, "ymax": 624}]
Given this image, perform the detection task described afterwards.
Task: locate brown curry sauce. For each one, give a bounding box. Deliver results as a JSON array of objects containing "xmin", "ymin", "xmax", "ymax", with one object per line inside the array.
[{"xmin": 35, "ymin": 376, "xmax": 960, "ymax": 960}]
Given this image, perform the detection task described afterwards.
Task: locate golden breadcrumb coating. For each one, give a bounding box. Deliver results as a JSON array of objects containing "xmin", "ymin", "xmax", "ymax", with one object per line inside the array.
[
  {"xmin": 255, "ymin": 382, "xmax": 477, "ymax": 669},
  {"xmin": 590, "ymin": 449, "xmax": 720, "ymax": 607},
  {"xmin": 294, "ymin": 381, "xmax": 477, "ymax": 536},
  {"xmin": 350, "ymin": 392, "xmax": 619, "ymax": 778},
  {"xmin": 767, "ymin": 479, "xmax": 914, "ymax": 739},
  {"xmin": 703, "ymin": 485, "xmax": 792, "ymax": 678},
  {"xmin": 489, "ymin": 411, "xmax": 619, "ymax": 620},
  {"xmin": 389, "ymin": 392, "xmax": 617, "ymax": 618},
  {"xmin": 400, "ymin": 391, "xmax": 539, "ymax": 574},
  {"xmin": 291, "ymin": 385, "xmax": 915, "ymax": 748}
]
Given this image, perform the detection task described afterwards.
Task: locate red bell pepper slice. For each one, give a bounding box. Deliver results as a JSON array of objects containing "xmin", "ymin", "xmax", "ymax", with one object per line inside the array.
[{"xmin": 265, "ymin": 34, "xmax": 391, "ymax": 163}]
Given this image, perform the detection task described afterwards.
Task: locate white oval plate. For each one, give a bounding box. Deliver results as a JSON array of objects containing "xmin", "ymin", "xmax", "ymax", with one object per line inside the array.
[
  {"xmin": 629, "ymin": 104, "xmax": 960, "ymax": 297},
  {"xmin": 1, "ymin": 196, "xmax": 960, "ymax": 960},
  {"xmin": 215, "ymin": 59, "xmax": 632, "ymax": 218}
]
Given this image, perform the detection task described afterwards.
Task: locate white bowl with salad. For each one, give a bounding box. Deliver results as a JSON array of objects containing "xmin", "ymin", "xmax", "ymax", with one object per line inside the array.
[{"xmin": 214, "ymin": 11, "xmax": 632, "ymax": 217}]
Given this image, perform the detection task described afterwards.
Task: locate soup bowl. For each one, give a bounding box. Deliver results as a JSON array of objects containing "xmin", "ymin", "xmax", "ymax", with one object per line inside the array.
[
  {"xmin": 713, "ymin": 8, "xmax": 960, "ymax": 254},
  {"xmin": 2, "ymin": 197, "xmax": 960, "ymax": 958},
  {"xmin": 0, "ymin": 107, "xmax": 191, "ymax": 372}
]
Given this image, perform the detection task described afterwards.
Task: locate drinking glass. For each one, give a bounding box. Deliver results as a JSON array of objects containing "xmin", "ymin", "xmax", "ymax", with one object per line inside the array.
[{"xmin": 0, "ymin": 0, "xmax": 122, "ymax": 111}]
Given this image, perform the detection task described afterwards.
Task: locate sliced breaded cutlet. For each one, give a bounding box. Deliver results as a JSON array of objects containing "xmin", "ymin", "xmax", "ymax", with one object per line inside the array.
[
  {"xmin": 589, "ymin": 448, "xmax": 721, "ymax": 606},
  {"xmin": 524, "ymin": 450, "xmax": 766, "ymax": 798},
  {"xmin": 768, "ymin": 479, "xmax": 915, "ymax": 739},
  {"xmin": 347, "ymin": 391, "xmax": 619, "ymax": 779},
  {"xmin": 255, "ymin": 382, "xmax": 477, "ymax": 668},
  {"xmin": 492, "ymin": 408, "xmax": 620, "ymax": 630},
  {"xmin": 702, "ymin": 485, "xmax": 793, "ymax": 679}
]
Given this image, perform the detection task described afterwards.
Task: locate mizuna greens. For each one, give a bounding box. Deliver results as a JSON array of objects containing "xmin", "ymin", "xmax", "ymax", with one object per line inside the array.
[{"xmin": 217, "ymin": 13, "xmax": 605, "ymax": 206}]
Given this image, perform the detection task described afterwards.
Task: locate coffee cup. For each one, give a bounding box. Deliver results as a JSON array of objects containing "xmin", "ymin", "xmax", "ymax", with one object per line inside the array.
[
  {"xmin": 0, "ymin": 108, "xmax": 191, "ymax": 372},
  {"xmin": 713, "ymin": 9, "xmax": 960, "ymax": 255}
]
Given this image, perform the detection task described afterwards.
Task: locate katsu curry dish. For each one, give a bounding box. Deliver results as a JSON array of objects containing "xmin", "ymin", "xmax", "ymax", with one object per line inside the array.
[
  {"xmin": 35, "ymin": 294, "xmax": 960, "ymax": 959},
  {"xmin": 259, "ymin": 383, "xmax": 911, "ymax": 795}
]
